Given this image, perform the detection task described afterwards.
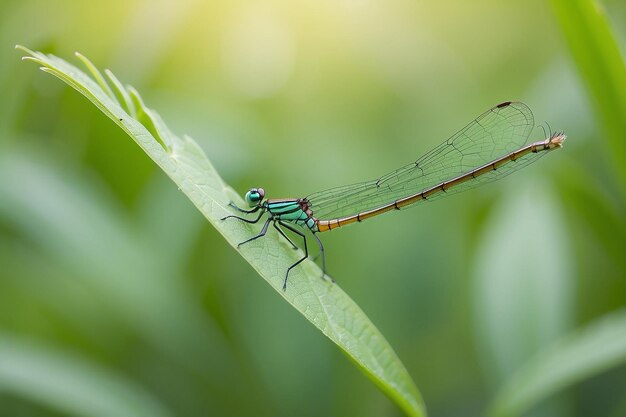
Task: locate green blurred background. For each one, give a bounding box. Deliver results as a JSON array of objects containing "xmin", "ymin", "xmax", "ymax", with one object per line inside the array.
[{"xmin": 1, "ymin": 1, "xmax": 625, "ymax": 416}]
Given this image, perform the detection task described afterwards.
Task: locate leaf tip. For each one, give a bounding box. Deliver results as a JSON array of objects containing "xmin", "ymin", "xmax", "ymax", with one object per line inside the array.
[{"xmin": 16, "ymin": 44, "xmax": 35, "ymax": 57}]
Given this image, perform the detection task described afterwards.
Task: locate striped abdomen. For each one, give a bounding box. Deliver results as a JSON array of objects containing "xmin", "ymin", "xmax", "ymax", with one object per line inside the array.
[{"xmin": 315, "ymin": 134, "xmax": 565, "ymax": 232}]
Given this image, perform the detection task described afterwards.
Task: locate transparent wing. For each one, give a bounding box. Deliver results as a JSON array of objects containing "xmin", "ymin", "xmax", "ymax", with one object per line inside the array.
[{"xmin": 307, "ymin": 101, "xmax": 536, "ymax": 220}]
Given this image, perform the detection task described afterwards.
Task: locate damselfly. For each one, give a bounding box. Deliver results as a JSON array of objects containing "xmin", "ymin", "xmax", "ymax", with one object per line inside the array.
[{"xmin": 223, "ymin": 101, "xmax": 566, "ymax": 289}]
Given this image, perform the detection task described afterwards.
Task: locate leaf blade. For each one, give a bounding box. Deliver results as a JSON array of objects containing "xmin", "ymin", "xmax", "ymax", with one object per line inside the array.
[
  {"xmin": 487, "ymin": 308, "xmax": 626, "ymax": 417},
  {"xmin": 550, "ymin": 0, "xmax": 626, "ymax": 184},
  {"xmin": 17, "ymin": 45, "xmax": 426, "ymax": 417},
  {"xmin": 0, "ymin": 333, "xmax": 172, "ymax": 417}
]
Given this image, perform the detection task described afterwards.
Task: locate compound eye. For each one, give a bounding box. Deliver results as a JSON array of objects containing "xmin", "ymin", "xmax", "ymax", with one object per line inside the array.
[{"xmin": 244, "ymin": 188, "xmax": 262, "ymax": 207}]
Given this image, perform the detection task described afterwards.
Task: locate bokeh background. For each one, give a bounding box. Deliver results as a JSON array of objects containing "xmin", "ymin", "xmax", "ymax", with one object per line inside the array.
[{"xmin": 1, "ymin": 1, "xmax": 625, "ymax": 416}]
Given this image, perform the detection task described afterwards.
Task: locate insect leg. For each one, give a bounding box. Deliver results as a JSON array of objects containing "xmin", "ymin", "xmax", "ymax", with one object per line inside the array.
[
  {"xmin": 278, "ymin": 221, "xmax": 309, "ymax": 290},
  {"xmin": 222, "ymin": 207, "xmax": 265, "ymax": 223},
  {"xmin": 273, "ymin": 222, "xmax": 298, "ymax": 249},
  {"xmin": 237, "ymin": 217, "xmax": 272, "ymax": 247},
  {"xmin": 227, "ymin": 201, "xmax": 261, "ymax": 214},
  {"xmin": 312, "ymin": 232, "xmax": 331, "ymax": 281}
]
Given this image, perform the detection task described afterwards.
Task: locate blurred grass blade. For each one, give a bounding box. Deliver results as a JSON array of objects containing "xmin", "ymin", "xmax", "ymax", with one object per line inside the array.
[
  {"xmin": 473, "ymin": 183, "xmax": 573, "ymax": 385},
  {"xmin": 0, "ymin": 151, "xmax": 240, "ymax": 394},
  {"xmin": 487, "ymin": 308, "xmax": 626, "ymax": 417},
  {"xmin": 17, "ymin": 46, "xmax": 425, "ymax": 417},
  {"xmin": 551, "ymin": 0, "xmax": 626, "ymax": 184},
  {"xmin": 0, "ymin": 333, "xmax": 172, "ymax": 417}
]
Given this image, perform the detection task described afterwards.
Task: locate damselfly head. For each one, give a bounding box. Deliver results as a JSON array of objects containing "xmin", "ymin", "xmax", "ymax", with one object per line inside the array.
[{"xmin": 245, "ymin": 187, "xmax": 265, "ymax": 207}]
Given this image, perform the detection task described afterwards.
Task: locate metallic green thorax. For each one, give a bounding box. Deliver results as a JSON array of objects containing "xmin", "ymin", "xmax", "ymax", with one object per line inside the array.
[{"xmin": 265, "ymin": 199, "xmax": 318, "ymax": 232}]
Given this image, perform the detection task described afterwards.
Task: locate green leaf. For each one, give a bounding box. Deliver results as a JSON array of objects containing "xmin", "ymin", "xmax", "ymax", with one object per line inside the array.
[
  {"xmin": 0, "ymin": 333, "xmax": 172, "ymax": 417},
  {"xmin": 0, "ymin": 150, "xmax": 244, "ymax": 392},
  {"xmin": 550, "ymin": 0, "xmax": 626, "ymax": 185},
  {"xmin": 487, "ymin": 308, "xmax": 626, "ymax": 417},
  {"xmin": 17, "ymin": 45, "xmax": 425, "ymax": 417},
  {"xmin": 472, "ymin": 183, "xmax": 573, "ymax": 384},
  {"xmin": 473, "ymin": 182, "xmax": 573, "ymax": 417}
]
